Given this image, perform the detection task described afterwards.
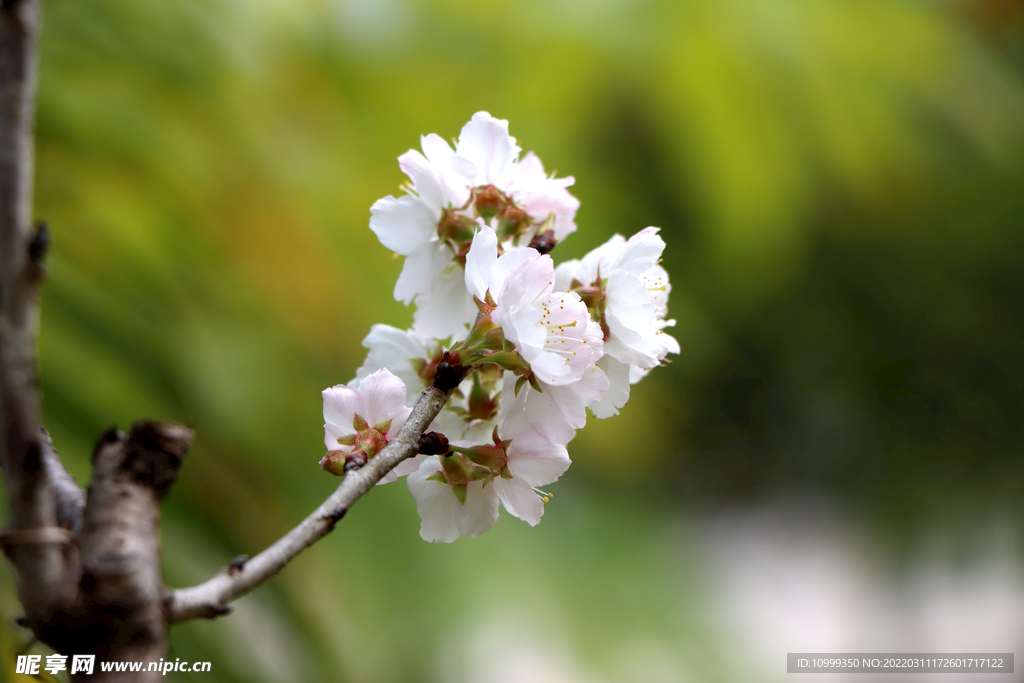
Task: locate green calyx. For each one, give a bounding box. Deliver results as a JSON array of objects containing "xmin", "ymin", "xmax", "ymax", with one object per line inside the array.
[
  {"xmin": 430, "ymin": 453, "xmax": 493, "ymax": 504},
  {"xmin": 450, "ymin": 428, "xmax": 512, "ymax": 481},
  {"xmin": 340, "ymin": 413, "xmax": 390, "ymax": 460}
]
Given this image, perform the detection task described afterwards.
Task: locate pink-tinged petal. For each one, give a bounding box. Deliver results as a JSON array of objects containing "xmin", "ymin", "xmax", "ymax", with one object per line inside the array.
[
  {"xmin": 369, "ymin": 194, "xmax": 437, "ymax": 255},
  {"xmin": 493, "ymin": 478, "xmax": 544, "ymax": 526},
  {"xmin": 504, "ymin": 429, "xmax": 571, "ymax": 485},
  {"xmin": 612, "ymin": 227, "xmax": 665, "ymax": 276},
  {"xmin": 584, "ymin": 317, "xmax": 605, "ymax": 359},
  {"xmin": 454, "ymin": 481, "xmax": 500, "ymax": 538},
  {"xmin": 398, "ymin": 149, "xmax": 447, "ymax": 212},
  {"xmin": 589, "ymin": 355, "xmax": 631, "ymax": 419},
  {"xmin": 386, "ymin": 405, "xmax": 413, "ymax": 440},
  {"xmin": 488, "ymin": 246, "xmax": 543, "ymax": 299},
  {"xmin": 407, "ymin": 457, "xmax": 461, "ymax": 543},
  {"xmin": 517, "ymin": 187, "xmax": 579, "ymax": 241},
  {"xmin": 394, "ymin": 241, "xmax": 446, "ymax": 305},
  {"xmin": 504, "ymin": 303, "xmax": 547, "ymax": 366},
  {"xmin": 359, "ymin": 368, "xmax": 409, "ymax": 427},
  {"xmin": 456, "ymin": 112, "xmax": 518, "ymax": 184},
  {"xmin": 464, "ymin": 227, "xmax": 498, "ymax": 300},
  {"xmin": 322, "ymin": 385, "xmax": 366, "ymax": 433}
]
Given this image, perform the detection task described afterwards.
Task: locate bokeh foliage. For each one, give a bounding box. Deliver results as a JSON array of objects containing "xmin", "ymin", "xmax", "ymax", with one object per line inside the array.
[{"xmin": 2, "ymin": 0, "xmax": 1023, "ymax": 680}]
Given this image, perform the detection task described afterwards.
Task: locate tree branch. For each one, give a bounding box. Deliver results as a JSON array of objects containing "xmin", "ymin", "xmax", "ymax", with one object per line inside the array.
[
  {"xmin": 73, "ymin": 421, "xmax": 191, "ymax": 682},
  {"xmin": 165, "ymin": 384, "xmax": 452, "ymax": 623},
  {"xmin": 0, "ymin": 0, "xmax": 81, "ymax": 629},
  {"xmin": 41, "ymin": 427, "xmax": 86, "ymax": 532}
]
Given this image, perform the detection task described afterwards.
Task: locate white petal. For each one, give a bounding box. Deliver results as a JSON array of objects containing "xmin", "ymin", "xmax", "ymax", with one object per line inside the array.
[
  {"xmin": 394, "ymin": 241, "xmax": 446, "ymax": 305},
  {"xmin": 589, "ymin": 355, "xmax": 631, "ymax": 419},
  {"xmin": 504, "ymin": 429, "xmax": 571, "ymax": 485},
  {"xmin": 369, "ymin": 194, "xmax": 438, "ymax": 255},
  {"xmin": 493, "ymin": 478, "xmax": 545, "ymax": 526},
  {"xmin": 553, "ymin": 259, "xmax": 584, "ymax": 292},
  {"xmin": 464, "ymin": 227, "xmax": 498, "ymax": 300},
  {"xmin": 421, "ymin": 133, "xmax": 475, "ymax": 206},
  {"xmin": 411, "ymin": 264, "xmax": 477, "ymax": 341},
  {"xmin": 605, "ymin": 270, "xmax": 660, "ymax": 368},
  {"xmin": 455, "ymin": 112, "xmax": 518, "ymax": 185},
  {"xmin": 455, "ymin": 481, "xmax": 500, "ymax": 538},
  {"xmin": 398, "ymin": 149, "xmax": 447, "ymax": 212},
  {"xmin": 630, "ymin": 364, "xmax": 651, "ymax": 385},
  {"xmin": 612, "ymin": 227, "xmax": 664, "ymax": 276},
  {"xmin": 354, "ymin": 324, "xmax": 431, "ymax": 404},
  {"xmin": 407, "ymin": 458, "xmax": 462, "ymax": 543},
  {"xmin": 502, "ymin": 366, "xmax": 610, "ymax": 445}
]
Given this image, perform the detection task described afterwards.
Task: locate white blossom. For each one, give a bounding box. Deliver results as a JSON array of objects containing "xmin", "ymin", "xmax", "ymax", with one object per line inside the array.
[
  {"xmin": 406, "ymin": 418, "xmax": 570, "ymax": 543},
  {"xmin": 465, "ymin": 227, "xmax": 603, "ymax": 386},
  {"xmin": 370, "ymin": 112, "xmax": 579, "ymax": 339},
  {"xmin": 554, "ymin": 227, "xmax": 679, "ymax": 416},
  {"xmin": 321, "ymin": 369, "xmax": 419, "ymax": 482}
]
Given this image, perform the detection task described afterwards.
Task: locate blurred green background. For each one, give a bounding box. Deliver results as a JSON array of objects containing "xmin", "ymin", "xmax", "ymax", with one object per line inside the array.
[{"xmin": 3, "ymin": 0, "xmax": 1024, "ymax": 681}]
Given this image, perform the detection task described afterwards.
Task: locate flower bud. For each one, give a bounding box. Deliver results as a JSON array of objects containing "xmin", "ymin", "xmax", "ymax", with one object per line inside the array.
[
  {"xmin": 528, "ymin": 229, "xmax": 557, "ymax": 255},
  {"xmin": 418, "ymin": 431, "xmax": 450, "ymax": 455},
  {"xmin": 432, "ymin": 350, "xmax": 468, "ymax": 392},
  {"xmin": 474, "ymin": 184, "xmax": 502, "ymax": 220},
  {"xmin": 320, "ymin": 451, "xmax": 347, "ymax": 476}
]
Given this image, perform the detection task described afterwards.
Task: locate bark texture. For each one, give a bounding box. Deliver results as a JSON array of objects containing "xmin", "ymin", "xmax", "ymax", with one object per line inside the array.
[{"xmin": 1, "ymin": 3, "xmax": 454, "ymax": 679}]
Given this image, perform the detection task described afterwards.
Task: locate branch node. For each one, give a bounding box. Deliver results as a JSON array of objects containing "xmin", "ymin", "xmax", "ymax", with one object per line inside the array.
[
  {"xmin": 324, "ymin": 505, "xmax": 347, "ymax": 531},
  {"xmin": 432, "ymin": 352, "xmax": 468, "ymax": 393},
  {"xmin": 342, "ymin": 453, "xmax": 365, "ymax": 472},
  {"xmin": 211, "ymin": 603, "xmax": 233, "ymax": 617},
  {"xmin": 27, "ymin": 220, "xmax": 48, "ymax": 266},
  {"xmin": 0, "ymin": 527, "xmax": 72, "ymax": 559},
  {"xmin": 227, "ymin": 555, "xmax": 249, "ymax": 574}
]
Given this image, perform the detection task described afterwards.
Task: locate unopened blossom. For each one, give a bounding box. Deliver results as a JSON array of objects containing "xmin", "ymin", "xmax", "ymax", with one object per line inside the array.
[
  {"xmin": 370, "ymin": 112, "xmax": 579, "ymax": 339},
  {"xmin": 554, "ymin": 227, "xmax": 679, "ymax": 417},
  {"xmin": 407, "ymin": 420, "xmax": 570, "ymax": 543},
  {"xmin": 321, "ymin": 368, "xmax": 419, "ymax": 482},
  {"xmin": 464, "ymin": 227, "xmax": 604, "ymax": 387}
]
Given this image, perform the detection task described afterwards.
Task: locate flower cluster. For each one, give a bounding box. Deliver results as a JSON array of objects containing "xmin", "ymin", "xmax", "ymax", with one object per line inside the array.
[{"xmin": 322, "ymin": 112, "xmax": 678, "ymax": 542}]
